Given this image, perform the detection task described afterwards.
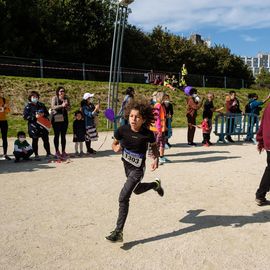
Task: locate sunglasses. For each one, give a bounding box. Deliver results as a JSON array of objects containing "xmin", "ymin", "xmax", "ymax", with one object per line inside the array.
[{"xmin": 59, "ymin": 90, "xmax": 65, "ymax": 93}]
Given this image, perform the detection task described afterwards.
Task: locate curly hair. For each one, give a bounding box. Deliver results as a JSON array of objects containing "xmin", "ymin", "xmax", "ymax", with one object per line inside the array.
[{"xmin": 124, "ymin": 99, "xmax": 155, "ymax": 127}]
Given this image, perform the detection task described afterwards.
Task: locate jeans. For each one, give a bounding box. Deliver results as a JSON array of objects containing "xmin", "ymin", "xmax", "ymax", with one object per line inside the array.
[
  {"xmin": 115, "ymin": 161, "xmax": 157, "ymax": 231},
  {"xmin": 256, "ymin": 151, "xmax": 270, "ymax": 199}
]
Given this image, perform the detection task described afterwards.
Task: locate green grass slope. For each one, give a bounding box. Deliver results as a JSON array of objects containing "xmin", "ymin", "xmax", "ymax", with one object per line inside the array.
[{"xmin": 0, "ymin": 75, "xmax": 268, "ymax": 137}]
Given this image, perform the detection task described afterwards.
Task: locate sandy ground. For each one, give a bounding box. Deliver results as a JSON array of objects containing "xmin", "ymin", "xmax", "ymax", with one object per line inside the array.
[{"xmin": 0, "ymin": 128, "xmax": 270, "ymax": 270}]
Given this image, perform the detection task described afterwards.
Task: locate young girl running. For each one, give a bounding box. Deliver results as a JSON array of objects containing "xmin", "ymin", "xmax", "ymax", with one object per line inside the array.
[{"xmin": 106, "ymin": 100, "xmax": 164, "ymax": 243}]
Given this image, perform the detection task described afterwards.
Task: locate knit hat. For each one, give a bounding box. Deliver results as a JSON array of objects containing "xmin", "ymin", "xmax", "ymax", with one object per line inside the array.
[{"xmin": 83, "ymin": 93, "xmax": 94, "ymax": 100}]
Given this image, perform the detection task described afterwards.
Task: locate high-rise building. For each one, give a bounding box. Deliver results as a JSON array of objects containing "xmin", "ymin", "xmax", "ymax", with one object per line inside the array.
[{"xmin": 241, "ymin": 53, "xmax": 270, "ymax": 76}]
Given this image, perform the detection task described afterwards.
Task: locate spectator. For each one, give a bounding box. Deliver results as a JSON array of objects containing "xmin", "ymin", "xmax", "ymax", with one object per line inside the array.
[
  {"xmin": 51, "ymin": 86, "xmax": 71, "ymax": 159},
  {"xmin": 150, "ymin": 91, "xmax": 170, "ymax": 164},
  {"xmin": 81, "ymin": 93, "xmax": 100, "ymax": 155},
  {"xmin": 0, "ymin": 87, "xmax": 11, "ymax": 160},
  {"xmin": 153, "ymin": 75, "xmax": 163, "ymax": 86},
  {"xmin": 73, "ymin": 110, "xmax": 85, "ymax": 156},
  {"xmin": 163, "ymin": 75, "xmax": 175, "ymax": 91},
  {"xmin": 202, "ymin": 93, "xmax": 223, "ymax": 145},
  {"xmin": 118, "ymin": 87, "xmax": 135, "ymax": 126},
  {"xmin": 255, "ymin": 102, "xmax": 270, "ymax": 206},
  {"xmin": 13, "ymin": 131, "xmax": 33, "ymax": 162},
  {"xmin": 225, "ymin": 90, "xmax": 242, "ymax": 143},
  {"xmin": 23, "ymin": 91, "xmax": 52, "ymax": 160},
  {"xmin": 163, "ymin": 93, "xmax": 174, "ymax": 148},
  {"xmin": 186, "ymin": 88, "xmax": 204, "ymax": 146},
  {"xmin": 245, "ymin": 93, "xmax": 270, "ymax": 142},
  {"xmin": 180, "ymin": 64, "xmax": 188, "ymax": 87}
]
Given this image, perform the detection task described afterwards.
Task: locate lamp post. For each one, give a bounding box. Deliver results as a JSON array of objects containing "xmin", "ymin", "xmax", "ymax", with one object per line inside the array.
[{"xmin": 107, "ymin": 0, "xmax": 134, "ymax": 128}]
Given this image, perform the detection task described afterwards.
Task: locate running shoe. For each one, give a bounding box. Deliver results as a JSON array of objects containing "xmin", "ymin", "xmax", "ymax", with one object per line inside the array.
[
  {"xmin": 4, "ymin": 155, "xmax": 11, "ymax": 160},
  {"xmin": 155, "ymin": 178, "xmax": 164, "ymax": 197},
  {"xmin": 255, "ymin": 198, "xmax": 270, "ymax": 206},
  {"xmin": 159, "ymin": 157, "xmax": 166, "ymax": 165},
  {"xmin": 105, "ymin": 230, "xmax": 123, "ymax": 242}
]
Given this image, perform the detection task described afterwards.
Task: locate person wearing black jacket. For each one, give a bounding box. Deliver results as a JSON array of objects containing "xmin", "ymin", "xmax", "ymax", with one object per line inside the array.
[{"xmin": 23, "ymin": 91, "xmax": 52, "ymax": 160}]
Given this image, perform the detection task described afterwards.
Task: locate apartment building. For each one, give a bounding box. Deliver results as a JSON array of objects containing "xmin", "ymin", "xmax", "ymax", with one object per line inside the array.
[{"xmin": 241, "ymin": 53, "xmax": 270, "ymax": 76}]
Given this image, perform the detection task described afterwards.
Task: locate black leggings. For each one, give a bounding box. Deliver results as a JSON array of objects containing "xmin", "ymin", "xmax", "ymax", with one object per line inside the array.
[
  {"xmin": 0, "ymin": 120, "xmax": 8, "ymax": 155},
  {"xmin": 115, "ymin": 162, "xmax": 157, "ymax": 231},
  {"xmin": 53, "ymin": 121, "xmax": 68, "ymax": 152},
  {"xmin": 32, "ymin": 133, "xmax": 51, "ymax": 156}
]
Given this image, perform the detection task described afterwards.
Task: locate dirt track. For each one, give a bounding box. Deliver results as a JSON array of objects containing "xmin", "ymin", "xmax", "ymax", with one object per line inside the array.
[{"xmin": 0, "ymin": 129, "xmax": 269, "ymax": 270}]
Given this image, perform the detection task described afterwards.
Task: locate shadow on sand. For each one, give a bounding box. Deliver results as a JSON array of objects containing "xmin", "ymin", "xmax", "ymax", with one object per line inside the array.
[{"xmin": 121, "ymin": 209, "xmax": 270, "ymax": 250}]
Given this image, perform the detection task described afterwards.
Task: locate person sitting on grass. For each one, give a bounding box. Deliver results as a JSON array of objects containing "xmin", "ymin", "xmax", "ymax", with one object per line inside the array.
[{"xmin": 13, "ymin": 131, "xmax": 33, "ymax": 162}]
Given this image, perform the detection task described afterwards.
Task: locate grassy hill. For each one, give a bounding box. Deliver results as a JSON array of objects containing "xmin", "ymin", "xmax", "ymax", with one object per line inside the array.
[{"xmin": 0, "ymin": 75, "xmax": 268, "ymax": 137}]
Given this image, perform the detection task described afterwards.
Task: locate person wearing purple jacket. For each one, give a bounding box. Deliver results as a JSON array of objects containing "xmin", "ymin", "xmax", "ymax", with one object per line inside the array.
[{"xmin": 255, "ymin": 102, "xmax": 270, "ymax": 206}]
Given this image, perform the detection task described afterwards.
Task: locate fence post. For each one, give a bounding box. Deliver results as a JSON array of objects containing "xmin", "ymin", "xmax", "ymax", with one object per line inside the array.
[
  {"xmin": 224, "ymin": 76, "xmax": 227, "ymax": 89},
  {"xmin": 82, "ymin": 63, "xmax": 86, "ymax": 81},
  {"xmin": 203, "ymin": 75, "xmax": 205, "ymax": 87},
  {"xmin": 242, "ymin": 79, "xmax": 244, "ymax": 88},
  {"xmin": 39, "ymin": 59, "xmax": 44, "ymax": 78}
]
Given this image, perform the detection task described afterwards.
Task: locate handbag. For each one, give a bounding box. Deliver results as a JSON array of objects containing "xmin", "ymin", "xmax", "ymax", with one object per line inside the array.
[{"xmin": 53, "ymin": 113, "xmax": 64, "ymax": 122}]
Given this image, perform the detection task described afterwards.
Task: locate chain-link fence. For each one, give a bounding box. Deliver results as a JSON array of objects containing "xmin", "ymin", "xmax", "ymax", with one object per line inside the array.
[{"xmin": 0, "ymin": 55, "xmax": 251, "ymax": 88}]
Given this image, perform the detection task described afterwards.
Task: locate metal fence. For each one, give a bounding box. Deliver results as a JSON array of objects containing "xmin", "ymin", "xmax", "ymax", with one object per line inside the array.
[{"xmin": 0, "ymin": 55, "xmax": 250, "ymax": 88}]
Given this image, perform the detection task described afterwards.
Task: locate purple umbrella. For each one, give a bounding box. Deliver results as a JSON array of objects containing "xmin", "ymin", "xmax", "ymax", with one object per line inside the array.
[{"xmin": 104, "ymin": 108, "xmax": 115, "ymax": 122}]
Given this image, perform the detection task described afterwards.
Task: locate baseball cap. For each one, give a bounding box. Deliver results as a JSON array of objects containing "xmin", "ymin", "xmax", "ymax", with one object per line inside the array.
[{"xmin": 83, "ymin": 93, "xmax": 94, "ymax": 100}]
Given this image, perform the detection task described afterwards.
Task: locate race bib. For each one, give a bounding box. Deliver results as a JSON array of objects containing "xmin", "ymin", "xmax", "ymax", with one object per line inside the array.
[{"xmin": 122, "ymin": 149, "xmax": 144, "ymax": 167}]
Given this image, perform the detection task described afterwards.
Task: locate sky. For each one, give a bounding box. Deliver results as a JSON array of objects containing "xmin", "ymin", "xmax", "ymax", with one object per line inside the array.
[{"xmin": 128, "ymin": 0, "xmax": 270, "ymax": 57}]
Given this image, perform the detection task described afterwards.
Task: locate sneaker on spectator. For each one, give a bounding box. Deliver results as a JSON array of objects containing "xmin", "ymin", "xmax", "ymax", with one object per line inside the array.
[
  {"xmin": 79, "ymin": 151, "xmax": 84, "ymax": 157},
  {"xmin": 55, "ymin": 151, "xmax": 61, "ymax": 159},
  {"xmin": 159, "ymin": 157, "xmax": 166, "ymax": 165},
  {"xmin": 34, "ymin": 155, "xmax": 41, "ymax": 161},
  {"xmin": 61, "ymin": 151, "xmax": 69, "ymax": 159},
  {"xmin": 4, "ymin": 154, "xmax": 11, "ymax": 160}
]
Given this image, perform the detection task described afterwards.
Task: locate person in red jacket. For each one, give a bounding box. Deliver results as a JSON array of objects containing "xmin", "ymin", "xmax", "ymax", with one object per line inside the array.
[
  {"xmin": 255, "ymin": 102, "xmax": 270, "ymax": 206},
  {"xmin": 186, "ymin": 88, "xmax": 204, "ymax": 146}
]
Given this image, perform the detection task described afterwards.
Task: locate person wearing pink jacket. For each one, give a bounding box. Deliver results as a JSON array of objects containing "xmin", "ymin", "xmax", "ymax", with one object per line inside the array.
[{"xmin": 255, "ymin": 102, "xmax": 270, "ymax": 206}]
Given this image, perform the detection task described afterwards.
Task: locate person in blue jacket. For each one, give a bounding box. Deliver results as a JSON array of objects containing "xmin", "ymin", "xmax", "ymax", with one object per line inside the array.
[{"xmin": 81, "ymin": 93, "xmax": 100, "ymax": 154}]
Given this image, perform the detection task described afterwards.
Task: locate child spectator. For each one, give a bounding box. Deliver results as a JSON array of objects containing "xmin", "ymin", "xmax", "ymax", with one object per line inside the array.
[
  {"xmin": 13, "ymin": 131, "xmax": 33, "ymax": 162},
  {"xmin": 150, "ymin": 91, "xmax": 170, "ymax": 164},
  {"xmin": 193, "ymin": 117, "xmax": 211, "ymax": 146},
  {"xmin": 81, "ymin": 93, "xmax": 100, "ymax": 155},
  {"xmin": 164, "ymin": 93, "xmax": 174, "ymax": 148},
  {"xmin": 73, "ymin": 111, "xmax": 85, "ymax": 156},
  {"xmin": 203, "ymin": 93, "xmax": 223, "ymax": 145}
]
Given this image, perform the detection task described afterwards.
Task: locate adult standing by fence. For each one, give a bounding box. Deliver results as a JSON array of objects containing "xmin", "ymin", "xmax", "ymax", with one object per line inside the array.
[
  {"xmin": 180, "ymin": 64, "xmax": 188, "ymax": 87},
  {"xmin": 0, "ymin": 87, "xmax": 11, "ymax": 160},
  {"xmin": 186, "ymin": 88, "xmax": 204, "ymax": 146},
  {"xmin": 118, "ymin": 87, "xmax": 135, "ymax": 126},
  {"xmin": 51, "ymin": 86, "xmax": 70, "ymax": 159},
  {"xmin": 245, "ymin": 93, "xmax": 270, "ymax": 142},
  {"xmin": 255, "ymin": 102, "xmax": 270, "ymax": 206},
  {"xmin": 225, "ymin": 90, "xmax": 242, "ymax": 143},
  {"xmin": 23, "ymin": 91, "xmax": 52, "ymax": 160}
]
